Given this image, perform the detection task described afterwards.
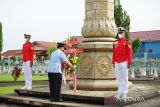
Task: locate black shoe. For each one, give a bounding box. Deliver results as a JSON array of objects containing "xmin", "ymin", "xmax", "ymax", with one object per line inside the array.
[
  {"xmin": 50, "ymin": 98, "xmax": 55, "ymax": 102},
  {"xmin": 54, "ymin": 99, "xmax": 64, "ymax": 102}
]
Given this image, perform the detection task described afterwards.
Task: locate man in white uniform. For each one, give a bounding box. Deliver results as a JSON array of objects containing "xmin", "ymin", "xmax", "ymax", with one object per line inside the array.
[
  {"xmin": 21, "ymin": 34, "xmax": 34, "ymax": 90},
  {"xmin": 112, "ymin": 27, "xmax": 132, "ymax": 99}
]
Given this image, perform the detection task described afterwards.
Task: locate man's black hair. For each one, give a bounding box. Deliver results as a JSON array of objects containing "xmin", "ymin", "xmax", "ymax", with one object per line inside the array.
[{"xmin": 57, "ymin": 43, "xmax": 66, "ymax": 48}]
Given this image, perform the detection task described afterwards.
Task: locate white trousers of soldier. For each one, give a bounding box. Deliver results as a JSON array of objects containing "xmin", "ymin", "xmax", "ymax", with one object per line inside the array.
[
  {"xmin": 115, "ymin": 61, "xmax": 128, "ymax": 98},
  {"xmin": 23, "ymin": 61, "xmax": 32, "ymax": 87}
]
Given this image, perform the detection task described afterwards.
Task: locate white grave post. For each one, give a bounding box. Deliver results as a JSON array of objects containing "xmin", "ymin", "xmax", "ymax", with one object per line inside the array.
[
  {"xmin": 143, "ymin": 68, "xmax": 146, "ymax": 76},
  {"xmin": 154, "ymin": 68, "xmax": 158, "ymax": 77},
  {"xmin": 35, "ymin": 66, "xmax": 39, "ymax": 74},
  {"xmin": 141, "ymin": 68, "xmax": 146, "ymax": 76},
  {"xmin": 131, "ymin": 67, "xmax": 135, "ymax": 78},
  {"xmin": 151, "ymin": 68, "xmax": 154, "ymax": 75}
]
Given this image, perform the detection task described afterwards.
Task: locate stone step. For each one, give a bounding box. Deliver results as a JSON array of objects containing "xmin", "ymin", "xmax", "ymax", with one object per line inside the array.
[
  {"xmin": 15, "ymin": 89, "xmax": 104, "ymax": 105},
  {"xmin": 0, "ymin": 95, "xmax": 102, "ymax": 107},
  {"xmin": 14, "ymin": 89, "xmax": 160, "ymax": 106}
]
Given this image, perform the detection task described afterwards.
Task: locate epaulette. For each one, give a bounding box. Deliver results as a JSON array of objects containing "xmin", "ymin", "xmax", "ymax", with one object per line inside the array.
[
  {"xmin": 30, "ymin": 44, "xmax": 34, "ymax": 50},
  {"xmin": 113, "ymin": 39, "xmax": 118, "ymax": 42},
  {"xmin": 113, "ymin": 40, "xmax": 118, "ymax": 46},
  {"xmin": 127, "ymin": 39, "xmax": 132, "ymax": 48}
]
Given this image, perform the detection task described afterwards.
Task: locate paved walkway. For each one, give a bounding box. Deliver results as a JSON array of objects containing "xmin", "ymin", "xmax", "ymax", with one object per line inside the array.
[
  {"xmin": 129, "ymin": 96, "xmax": 160, "ymax": 107},
  {"xmin": 0, "ymin": 81, "xmax": 49, "ymax": 87}
]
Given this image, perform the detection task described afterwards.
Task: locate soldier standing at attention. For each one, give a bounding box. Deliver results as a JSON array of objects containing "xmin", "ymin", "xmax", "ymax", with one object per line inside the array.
[
  {"xmin": 112, "ymin": 27, "xmax": 132, "ymax": 99},
  {"xmin": 21, "ymin": 34, "xmax": 34, "ymax": 90},
  {"xmin": 48, "ymin": 42, "xmax": 76, "ymax": 102}
]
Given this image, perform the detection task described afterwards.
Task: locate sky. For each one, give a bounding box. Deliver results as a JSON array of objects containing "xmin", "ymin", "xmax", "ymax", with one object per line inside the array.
[{"xmin": 0, "ymin": 0, "xmax": 160, "ymax": 52}]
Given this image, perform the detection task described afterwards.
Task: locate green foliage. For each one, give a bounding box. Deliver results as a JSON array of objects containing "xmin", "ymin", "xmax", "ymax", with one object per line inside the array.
[
  {"xmin": 0, "ymin": 22, "xmax": 3, "ymax": 62},
  {"xmin": 114, "ymin": 0, "xmax": 123, "ymax": 27},
  {"xmin": 132, "ymin": 38, "xmax": 142, "ymax": 53},
  {"xmin": 114, "ymin": 0, "xmax": 130, "ymax": 39},
  {"xmin": 64, "ymin": 36, "xmax": 76, "ymax": 43},
  {"xmin": 47, "ymin": 42, "xmax": 57, "ymax": 56}
]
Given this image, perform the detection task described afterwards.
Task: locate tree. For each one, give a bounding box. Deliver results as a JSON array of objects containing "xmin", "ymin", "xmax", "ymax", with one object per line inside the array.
[
  {"xmin": 132, "ymin": 38, "xmax": 142, "ymax": 53},
  {"xmin": 0, "ymin": 22, "xmax": 3, "ymax": 63},
  {"xmin": 114, "ymin": 0, "xmax": 130, "ymax": 39},
  {"xmin": 47, "ymin": 42, "xmax": 57, "ymax": 58}
]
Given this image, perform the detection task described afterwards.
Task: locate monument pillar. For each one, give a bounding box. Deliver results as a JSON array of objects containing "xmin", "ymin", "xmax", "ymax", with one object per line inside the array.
[
  {"xmin": 70, "ymin": 0, "xmax": 118, "ymax": 90},
  {"xmin": 82, "ymin": 0, "xmax": 117, "ymax": 40}
]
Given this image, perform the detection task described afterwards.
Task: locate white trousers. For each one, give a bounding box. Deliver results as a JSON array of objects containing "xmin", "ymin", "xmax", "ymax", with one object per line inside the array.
[
  {"xmin": 23, "ymin": 61, "xmax": 32, "ymax": 87},
  {"xmin": 115, "ymin": 61, "xmax": 128, "ymax": 98}
]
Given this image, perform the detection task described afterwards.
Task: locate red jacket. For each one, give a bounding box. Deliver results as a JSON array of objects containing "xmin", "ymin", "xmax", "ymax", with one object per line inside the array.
[
  {"xmin": 22, "ymin": 42, "xmax": 34, "ymax": 66},
  {"xmin": 112, "ymin": 38, "xmax": 132, "ymax": 65}
]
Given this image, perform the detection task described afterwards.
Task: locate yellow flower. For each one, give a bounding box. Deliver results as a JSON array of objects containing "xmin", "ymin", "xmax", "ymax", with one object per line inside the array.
[
  {"xmin": 71, "ymin": 58, "xmax": 74, "ymax": 61},
  {"xmin": 75, "ymin": 57, "xmax": 78, "ymax": 60},
  {"xmin": 67, "ymin": 54, "xmax": 70, "ymax": 59},
  {"xmin": 73, "ymin": 61, "xmax": 76, "ymax": 64},
  {"xmin": 73, "ymin": 59, "xmax": 78, "ymax": 63}
]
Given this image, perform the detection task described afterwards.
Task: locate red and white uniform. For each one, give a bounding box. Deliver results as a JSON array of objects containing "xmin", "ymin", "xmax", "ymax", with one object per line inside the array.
[
  {"xmin": 23, "ymin": 42, "xmax": 34, "ymax": 66},
  {"xmin": 22, "ymin": 42, "xmax": 34, "ymax": 88},
  {"xmin": 112, "ymin": 38, "xmax": 132, "ymax": 98}
]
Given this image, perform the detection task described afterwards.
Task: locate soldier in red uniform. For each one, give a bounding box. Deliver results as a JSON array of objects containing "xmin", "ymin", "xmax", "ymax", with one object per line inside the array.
[
  {"xmin": 21, "ymin": 34, "xmax": 34, "ymax": 90},
  {"xmin": 112, "ymin": 27, "xmax": 132, "ymax": 99}
]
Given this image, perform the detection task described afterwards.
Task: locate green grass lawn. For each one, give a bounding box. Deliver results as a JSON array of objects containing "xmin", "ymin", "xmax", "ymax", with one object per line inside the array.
[
  {"xmin": 0, "ymin": 74, "xmax": 48, "ymax": 82},
  {"xmin": 0, "ymin": 85, "xmax": 48, "ymax": 95},
  {"xmin": 0, "ymin": 86, "xmax": 23, "ymax": 95}
]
